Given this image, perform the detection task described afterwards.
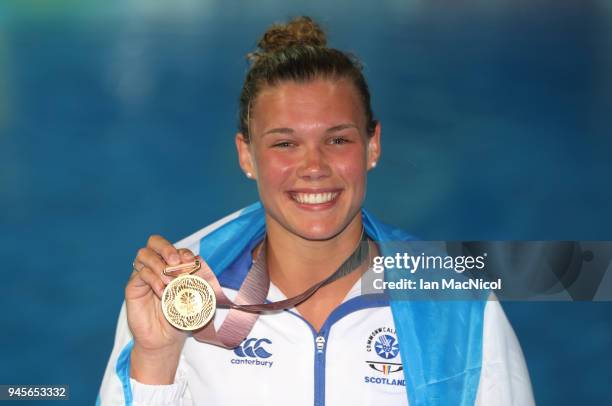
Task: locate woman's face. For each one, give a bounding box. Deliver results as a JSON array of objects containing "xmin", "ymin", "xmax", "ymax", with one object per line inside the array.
[{"xmin": 237, "ymin": 78, "xmax": 381, "ymax": 240}]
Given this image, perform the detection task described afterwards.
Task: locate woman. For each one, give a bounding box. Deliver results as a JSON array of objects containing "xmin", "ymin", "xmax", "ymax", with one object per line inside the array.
[{"xmin": 99, "ymin": 16, "xmax": 534, "ymax": 405}]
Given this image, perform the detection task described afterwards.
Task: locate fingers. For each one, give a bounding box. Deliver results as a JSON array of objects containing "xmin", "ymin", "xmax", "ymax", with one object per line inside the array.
[
  {"xmin": 147, "ymin": 235, "xmax": 181, "ymax": 266},
  {"xmin": 126, "ymin": 266, "xmax": 164, "ymax": 300},
  {"xmin": 136, "ymin": 266, "xmax": 166, "ymax": 298},
  {"xmin": 129, "ymin": 252, "xmax": 193, "ymax": 299},
  {"xmin": 177, "ymin": 248, "xmax": 195, "ymax": 262},
  {"xmin": 132, "ymin": 236, "xmax": 197, "ymax": 290},
  {"xmin": 135, "ymin": 247, "xmax": 169, "ymax": 281}
]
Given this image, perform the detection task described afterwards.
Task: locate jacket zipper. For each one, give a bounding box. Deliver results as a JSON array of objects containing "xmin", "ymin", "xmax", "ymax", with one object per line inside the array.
[{"xmin": 314, "ymin": 333, "xmax": 327, "ymax": 406}]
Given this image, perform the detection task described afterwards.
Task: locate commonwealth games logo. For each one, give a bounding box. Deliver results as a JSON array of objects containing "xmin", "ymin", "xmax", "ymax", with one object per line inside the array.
[
  {"xmin": 374, "ymin": 334, "xmax": 400, "ymax": 359},
  {"xmin": 365, "ymin": 327, "xmax": 403, "ymax": 375}
]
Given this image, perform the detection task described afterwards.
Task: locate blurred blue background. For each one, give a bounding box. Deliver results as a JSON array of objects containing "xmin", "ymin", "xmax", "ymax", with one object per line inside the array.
[{"xmin": 1, "ymin": 0, "xmax": 611, "ymax": 404}]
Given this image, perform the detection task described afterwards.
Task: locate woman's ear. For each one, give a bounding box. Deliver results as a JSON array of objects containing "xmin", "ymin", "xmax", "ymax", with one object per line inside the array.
[
  {"xmin": 367, "ymin": 121, "xmax": 382, "ymax": 170},
  {"xmin": 235, "ymin": 132, "xmax": 256, "ymax": 179}
]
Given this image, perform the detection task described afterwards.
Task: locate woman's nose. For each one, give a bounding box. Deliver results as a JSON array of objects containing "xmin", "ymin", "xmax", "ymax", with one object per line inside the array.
[{"xmin": 297, "ymin": 147, "xmax": 331, "ymax": 180}]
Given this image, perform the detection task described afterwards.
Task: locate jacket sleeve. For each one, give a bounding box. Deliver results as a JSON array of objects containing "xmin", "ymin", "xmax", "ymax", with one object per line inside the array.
[
  {"xmin": 96, "ymin": 302, "xmax": 193, "ymax": 406},
  {"xmin": 475, "ymin": 298, "xmax": 535, "ymax": 406}
]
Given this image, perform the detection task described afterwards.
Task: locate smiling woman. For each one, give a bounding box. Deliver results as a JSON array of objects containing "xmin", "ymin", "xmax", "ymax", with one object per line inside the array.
[
  {"xmin": 237, "ymin": 78, "xmax": 379, "ymax": 241},
  {"xmin": 98, "ymin": 16, "xmax": 534, "ymax": 406}
]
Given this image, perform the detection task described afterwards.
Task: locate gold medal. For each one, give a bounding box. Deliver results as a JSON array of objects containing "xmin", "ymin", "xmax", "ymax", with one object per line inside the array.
[{"xmin": 161, "ymin": 260, "xmax": 216, "ymax": 331}]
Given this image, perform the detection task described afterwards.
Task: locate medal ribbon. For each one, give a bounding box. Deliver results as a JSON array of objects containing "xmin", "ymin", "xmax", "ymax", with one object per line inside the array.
[{"xmin": 170, "ymin": 230, "xmax": 369, "ymax": 348}]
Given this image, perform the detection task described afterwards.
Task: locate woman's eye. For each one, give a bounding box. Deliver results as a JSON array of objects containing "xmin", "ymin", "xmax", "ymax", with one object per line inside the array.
[
  {"xmin": 329, "ymin": 137, "xmax": 350, "ymax": 145},
  {"xmin": 272, "ymin": 141, "xmax": 294, "ymax": 148}
]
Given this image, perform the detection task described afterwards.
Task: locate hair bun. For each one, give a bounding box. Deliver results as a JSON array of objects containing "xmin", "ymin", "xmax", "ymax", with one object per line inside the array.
[{"xmin": 257, "ymin": 16, "xmax": 327, "ymax": 54}]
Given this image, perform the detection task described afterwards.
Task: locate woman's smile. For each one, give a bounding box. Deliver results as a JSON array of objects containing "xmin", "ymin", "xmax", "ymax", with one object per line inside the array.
[{"xmin": 287, "ymin": 189, "xmax": 342, "ymax": 209}]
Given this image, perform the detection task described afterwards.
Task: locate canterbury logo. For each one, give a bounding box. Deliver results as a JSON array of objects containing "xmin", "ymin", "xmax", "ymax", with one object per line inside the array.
[{"xmin": 233, "ymin": 338, "xmax": 273, "ymax": 359}]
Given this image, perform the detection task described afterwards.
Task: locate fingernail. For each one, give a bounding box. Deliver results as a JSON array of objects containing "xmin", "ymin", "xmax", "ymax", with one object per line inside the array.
[
  {"xmin": 183, "ymin": 251, "xmax": 194, "ymax": 259},
  {"xmin": 169, "ymin": 254, "xmax": 180, "ymax": 265}
]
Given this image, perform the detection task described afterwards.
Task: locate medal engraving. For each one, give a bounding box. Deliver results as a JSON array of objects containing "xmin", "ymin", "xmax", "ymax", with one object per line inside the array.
[{"xmin": 162, "ymin": 274, "xmax": 216, "ymax": 331}]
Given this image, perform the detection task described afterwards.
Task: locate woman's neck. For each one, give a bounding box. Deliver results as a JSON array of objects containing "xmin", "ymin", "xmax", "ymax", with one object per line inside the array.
[{"xmin": 263, "ymin": 215, "xmax": 364, "ymax": 296}]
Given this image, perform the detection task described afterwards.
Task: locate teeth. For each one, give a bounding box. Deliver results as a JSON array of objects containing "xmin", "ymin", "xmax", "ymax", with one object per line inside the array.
[{"xmin": 292, "ymin": 192, "xmax": 337, "ymax": 204}]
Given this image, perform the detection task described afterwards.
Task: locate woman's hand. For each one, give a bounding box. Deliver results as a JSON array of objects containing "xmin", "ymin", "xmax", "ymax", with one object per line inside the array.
[{"xmin": 126, "ymin": 235, "xmax": 194, "ymax": 384}]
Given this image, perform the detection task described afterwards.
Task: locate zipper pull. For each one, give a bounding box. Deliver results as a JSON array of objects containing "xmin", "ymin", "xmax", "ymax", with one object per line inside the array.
[{"xmin": 316, "ymin": 335, "xmax": 326, "ymax": 353}]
